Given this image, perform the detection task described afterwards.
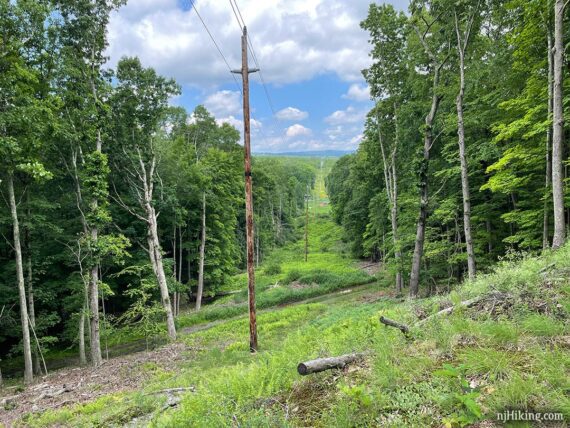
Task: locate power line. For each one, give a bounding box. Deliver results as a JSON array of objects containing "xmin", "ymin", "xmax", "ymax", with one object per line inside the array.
[
  {"xmin": 186, "ymin": 0, "xmax": 272, "ymax": 151},
  {"xmin": 186, "ymin": 0, "xmax": 242, "ymax": 94},
  {"xmin": 228, "ymin": 0, "xmax": 278, "ymax": 117},
  {"xmin": 228, "ymin": 0, "xmax": 245, "ymax": 29}
]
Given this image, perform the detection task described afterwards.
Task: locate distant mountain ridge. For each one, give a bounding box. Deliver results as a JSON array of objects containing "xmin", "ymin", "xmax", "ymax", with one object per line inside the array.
[{"xmin": 255, "ymin": 150, "xmax": 354, "ymax": 157}]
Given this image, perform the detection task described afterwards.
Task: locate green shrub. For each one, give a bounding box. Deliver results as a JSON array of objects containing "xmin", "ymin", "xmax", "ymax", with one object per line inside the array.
[
  {"xmin": 263, "ymin": 262, "xmax": 282, "ymax": 275},
  {"xmin": 298, "ymin": 269, "xmax": 336, "ymax": 285},
  {"xmin": 284, "ymin": 269, "xmax": 302, "ymax": 283}
]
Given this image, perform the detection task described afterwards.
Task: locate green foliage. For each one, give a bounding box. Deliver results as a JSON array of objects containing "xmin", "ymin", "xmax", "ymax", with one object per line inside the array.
[
  {"xmin": 82, "ymin": 151, "xmax": 111, "ymax": 226},
  {"xmin": 434, "ymin": 364, "xmax": 484, "ymax": 427},
  {"xmin": 263, "ymin": 262, "xmax": 282, "ymax": 276},
  {"xmin": 283, "ymin": 269, "xmax": 302, "ymax": 284},
  {"xmin": 328, "ymin": 0, "xmax": 570, "ymax": 296},
  {"xmin": 11, "ymin": 236, "xmax": 570, "ymax": 427},
  {"xmin": 115, "ymin": 264, "xmax": 165, "ymax": 349},
  {"xmin": 1, "ymin": 3, "xmax": 570, "ymax": 427},
  {"xmin": 338, "ymin": 383, "xmax": 374, "ymax": 408}
]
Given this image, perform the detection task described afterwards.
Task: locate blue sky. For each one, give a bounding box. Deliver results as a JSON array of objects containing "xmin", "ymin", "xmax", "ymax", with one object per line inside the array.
[{"xmin": 106, "ymin": 0, "xmax": 408, "ymax": 152}]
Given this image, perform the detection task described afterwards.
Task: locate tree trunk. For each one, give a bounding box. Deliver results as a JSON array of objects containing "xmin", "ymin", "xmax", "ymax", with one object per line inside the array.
[
  {"xmin": 552, "ymin": 0, "xmax": 566, "ymax": 249},
  {"xmin": 7, "ymin": 174, "xmax": 33, "ymax": 384},
  {"xmin": 172, "ymin": 224, "xmax": 177, "ymax": 316},
  {"xmin": 378, "ymin": 107, "xmax": 403, "ymax": 293},
  {"xmin": 24, "ymin": 195, "xmax": 41, "ymax": 375},
  {"xmin": 409, "ymin": 77, "xmax": 442, "ymax": 298},
  {"xmin": 392, "ymin": 130, "xmax": 403, "ymax": 293},
  {"xmin": 456, "ymin": 33, "xmax": 476, "ymax": 279},
  {"xmin": 147, "ymin": 210, "xmax": 177, "ymax": 339},
  {"xmin": 178, "ymin": 226, "xmax": 183, "ymax": 283},
  {"xmin": 196, "ymin": 192, "xmax": 206, "ymax": 311},
  {"xmin": 88, "ymin": 260, "xmax": 102, "ymax": 367},
  {"xmin": 134, "ymin": 150, "xmax": 176, "ymax": 339},
  {"xmin": 26, "ymin": 253, "xmax": 41, "ymax": 375},
  {"xmin": 544, "ymin": 32, "xmax": 554, "ymax": 250},
  {"xmin": 79, "ymin": 303, "xmax": 87, "ymax": 366},
  {"xmin": 88, "ymin": 131, "xmax": 103, "ymax": 367},
  {"xmin": 69, "ymin": 149, "xmax": 90, "ymax": 366}
]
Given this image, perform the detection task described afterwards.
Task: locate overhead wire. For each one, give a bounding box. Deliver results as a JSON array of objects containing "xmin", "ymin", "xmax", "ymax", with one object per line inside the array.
[
  {"xmin": 228, "ymin": 0, "xmax": 278, "ymax": 117},
  {"xmin": 186, "ymin": 0, "xmax": 242, "ymax": 94},
  {"xmin": 185, "ymin": 0, "xmax": 274, "ymax": 148}
]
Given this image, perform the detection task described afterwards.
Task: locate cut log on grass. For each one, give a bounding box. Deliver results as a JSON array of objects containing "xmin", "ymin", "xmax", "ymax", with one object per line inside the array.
[
  {"xmin": 377, "ymin": 292, "xmax": 513, "ymax": 337},
  {"xmin": 379, "ymin": 316, "xmax": 410, "ymax": 336},
  {"xmin": 539, "ymin": 263, "xmax": 556, "ymax": 274},
  {"xmin": 143, "ymin": 387, "xmax": 195, "ymax": 396},
  {"xmin": 415, "ymin": 292, "xmax": 511, "ymax": 327},
  {"xmin": 297, "ymin": 353, "xmax": 365, "ymax": 375}
]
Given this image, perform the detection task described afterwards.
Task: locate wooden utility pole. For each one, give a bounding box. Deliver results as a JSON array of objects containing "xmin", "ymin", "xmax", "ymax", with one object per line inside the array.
[
  {"xmin": 305, "ymin": 190, "xmax": 309, "ymax": 262},
  {"xmin": 232, "ymin": 26, "xmax": 259, "ymax": 352}
]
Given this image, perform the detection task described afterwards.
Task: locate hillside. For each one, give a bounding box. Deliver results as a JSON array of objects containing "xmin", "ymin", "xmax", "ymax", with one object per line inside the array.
[
  {"xmin": 1, "ymin": 167, "xmax": 568, "ymax": 427},
  {"xmin": 2, "ymin": 1, "xmax": 570, "ymax": 427}
]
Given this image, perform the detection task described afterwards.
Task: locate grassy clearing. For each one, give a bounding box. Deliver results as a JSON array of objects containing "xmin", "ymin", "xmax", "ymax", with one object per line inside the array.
[
  {"xmin": 176, "ymin": 159, "xmax": 371, "ymax": 330},
  {"xmin": 10, "ymin": 160, "xmax": 570, "ymax": 427},
  {"xmin": 22, "ymin": 245, "xmax": 569, "ymax": 427}
]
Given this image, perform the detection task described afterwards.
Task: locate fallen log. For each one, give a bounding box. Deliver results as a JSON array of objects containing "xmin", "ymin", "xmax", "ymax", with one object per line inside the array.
[
  {"xmin": 415, "ymin": 291, "xmax": 511, "ymax": 327},
  {"xmin": 297, "ymin": 353, "xmax": 365, "ymax": 376},
  {"xmin": 143, "ymin": 387, "xmax": 195, "ymax": 396},
  {"xmin": 379, "ymin": 316, "xmax": 410, "ymax": 336},
  {"xmin": 377, "ymin": 292, "xmax": 513, "ymax": 336},
  {"xmin": 1, "ymin": 395, "xmax": 19, "ymax": 407}
]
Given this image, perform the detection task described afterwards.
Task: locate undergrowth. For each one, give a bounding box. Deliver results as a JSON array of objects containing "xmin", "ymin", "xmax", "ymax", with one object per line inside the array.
[{"xmin": 11, "ymin": 169, "xmax": 570, "ymax": 427}]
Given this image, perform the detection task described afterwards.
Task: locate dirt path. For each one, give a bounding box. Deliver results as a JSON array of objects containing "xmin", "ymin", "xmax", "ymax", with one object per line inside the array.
[
  {"xmin": 0, "ymin": 343, "xmax": 193, "ymax": 428},
  {"xmin": 0, "ymin": 282, "xmax": 384, "ymax": 427}
]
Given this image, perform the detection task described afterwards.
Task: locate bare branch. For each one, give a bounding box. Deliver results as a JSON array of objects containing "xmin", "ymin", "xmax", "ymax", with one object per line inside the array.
[
  {"xmin": 428, "ymin": 128, "xmax": 445, "ymax": 152},
  {"xmin": 463, "ymin": 0, "xmax": 481, "ymax": 52},
  {"xmin": 431, "ymin": 178, "xmax": 448, "ymax": 199},
  {"xmin": 0, "ymin": 303, "xmax": 16, "ymax": 322},
  {"xmin": 70, "ymin": 149, "xmax": 89, "ymax": 234},
  {"xmin": 111, "ymin": 181, "xmax": 148, "ymax": 223},
  {"xmin": 111, "ymin": 222, "xmax": 150, "ymax": 255},
  {"xmin": 0, "ymin": 232, "xmax": 15, "ymax": 251},
  {"xmin": 413, "ymin": 24, "xmax": 437, "ymax": 62},
  {"xmin": 376, "ymin": 112, "xmax": 394, "ymax": 204}
]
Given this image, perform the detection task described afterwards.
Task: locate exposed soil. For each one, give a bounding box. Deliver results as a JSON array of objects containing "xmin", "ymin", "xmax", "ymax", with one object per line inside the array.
[
  {"xmin": 0, "ymin": 283, "xmax": 381, "ymax": 427},
  {"xmin": 359, "ymin": 289, "xmax": 393, "ymax": 303},
  {"xmin": 0, "ymin": 342, "xmax": 193, "ymax": 427},
  {"xmin": 357, "ymin": 261, "xmax": 381, "ymax": 276},
  {"xmin": 289, "ymin": 280, "xmax": 318, "ymax": 290}
]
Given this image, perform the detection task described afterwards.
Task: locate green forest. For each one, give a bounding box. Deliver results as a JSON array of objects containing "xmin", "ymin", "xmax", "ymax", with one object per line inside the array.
[
  {"xmin": 326, "ymin": 0, "xmax": 570, "ymax": 293},
  {"xmin": 0, "ymin": 0, "xmax": 316, "ymax": 380},
  {"xmin": 0, "ymin": 0, "xmax": 569, "ymax": 427}
]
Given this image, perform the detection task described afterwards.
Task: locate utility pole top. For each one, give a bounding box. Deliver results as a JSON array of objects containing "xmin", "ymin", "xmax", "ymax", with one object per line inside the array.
[{"xmin": 231, "ymin": 68, "xmax": 259, "ymax": 74}]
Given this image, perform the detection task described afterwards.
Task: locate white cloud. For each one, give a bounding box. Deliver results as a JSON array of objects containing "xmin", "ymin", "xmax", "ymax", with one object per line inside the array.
[
  {"xmin": 285, "ymin": 124, "xmax": 312, "ymax": 138},
  {"xmin": 106, "ymin": 0, "xmax": 410, "ymax": 86},
  {"xmin": 103, "ymin": 0, "xmax": 410, "ymax": 153},
  {"xmin": 203, "ymin": 90, "xmax": 241, "ymax": 117},
  {"xmin": 343, "ymin": 83, "xmax": 370, "ymax": 102},
  {"xmin": 324, "ymin": 106, "xmax": 366, "ymax": 125},
  {"xmin": 275, "ymin": 107, "xmax": 308, "ymax": 121},
  {"xmin": 216, "ymin": 115, "xmax": 242, "ymax": 129}
]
